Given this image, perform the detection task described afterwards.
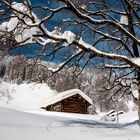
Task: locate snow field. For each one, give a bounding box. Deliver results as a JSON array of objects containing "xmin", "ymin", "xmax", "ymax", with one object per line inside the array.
[{"xmin": 0, "ymin": 80, "xmax": 140, "ymax": 140}]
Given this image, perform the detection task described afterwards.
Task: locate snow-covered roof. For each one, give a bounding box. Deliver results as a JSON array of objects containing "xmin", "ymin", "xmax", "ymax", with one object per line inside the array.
[{"xmin": 41, "ymin": 89, "xmax": 93, "ymax": 107}]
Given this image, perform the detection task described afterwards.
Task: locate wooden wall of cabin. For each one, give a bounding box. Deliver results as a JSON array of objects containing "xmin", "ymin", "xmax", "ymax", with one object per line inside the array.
[
  {"xmin": 46, "ymin": 94, "xmax": 90, "ymax": 114},
  {"xmin": 61, "ymin": 94, "xmax": 90, "ymax": 114}
]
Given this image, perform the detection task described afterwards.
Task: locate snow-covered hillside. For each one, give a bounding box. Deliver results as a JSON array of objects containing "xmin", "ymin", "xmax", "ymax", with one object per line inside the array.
[{"xmin": 0, "ymin": 81, "xmax": 56, "ymax": 111}]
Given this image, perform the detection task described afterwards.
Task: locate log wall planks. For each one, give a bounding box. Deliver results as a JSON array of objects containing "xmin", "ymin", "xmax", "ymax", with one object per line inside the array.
[{"xmin": 45, "ymin": 94, "xmax": 90, "ymax": 114}]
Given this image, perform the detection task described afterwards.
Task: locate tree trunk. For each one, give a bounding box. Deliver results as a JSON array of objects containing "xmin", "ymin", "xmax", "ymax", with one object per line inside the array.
[
  {"xmin": 138, "ymin": 86, "xmax": 140, "ymax": 124},
  {"xmin": 137, "ymin": 73, "xmax": 140, "ymax": 124}
]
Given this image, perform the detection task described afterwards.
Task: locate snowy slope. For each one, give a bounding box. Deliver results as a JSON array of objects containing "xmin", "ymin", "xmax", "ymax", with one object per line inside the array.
[
  {"xmin": 0, "ymin": 81, "xmax": 56, "ymax": 111},
  {"xmin": 0, "ymin": 106, "xmax": 140, "ymax": 140}
]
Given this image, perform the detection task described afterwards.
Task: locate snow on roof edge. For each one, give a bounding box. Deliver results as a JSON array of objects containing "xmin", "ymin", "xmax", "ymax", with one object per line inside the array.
[{"xmin": 41, "ymin": 89, "xmax": 93, "ymax": 107}]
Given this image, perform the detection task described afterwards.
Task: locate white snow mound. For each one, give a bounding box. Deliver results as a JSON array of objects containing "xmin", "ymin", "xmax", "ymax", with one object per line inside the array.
[{"xmin": 0, "ymin": 81, "xmax": 56, "ymax": 110}]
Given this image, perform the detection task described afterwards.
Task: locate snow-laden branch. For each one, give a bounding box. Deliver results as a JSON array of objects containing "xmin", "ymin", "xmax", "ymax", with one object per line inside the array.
[
  {"xmin": 35, "ymin": 25, "xmax": 140, "ymax": 70},
  {"xmin": 104, "ymin": 64, "xmax": 130, "ymax": 69},
  {"xmin": 47, "ymin": 50, "xmax": 84, "ymax": 73},
  {"xmin": 60, "ymin": 0, "xmax": 140, "ymax": 46},
  {"xmin": 0, "ymin": 1, "xmax": 41, "ymax": 44},
  {"xmin": 1, "ymin": 1, "xmax": 140, "ymax": 71}
]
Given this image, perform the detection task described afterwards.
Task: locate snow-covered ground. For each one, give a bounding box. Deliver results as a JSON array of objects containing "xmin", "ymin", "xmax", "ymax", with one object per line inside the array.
[
  {"xmin": 0, "ymin": 106, "xmax": 139, "ymax": 140},
  {"xmin": 0, "ymin": 81, "xmax": 140, "ymax": 140}
]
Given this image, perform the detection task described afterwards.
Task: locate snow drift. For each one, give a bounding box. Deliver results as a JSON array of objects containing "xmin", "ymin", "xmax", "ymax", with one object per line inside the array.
[{"xmin": 0, "ymin": 80, "xmax": 56, "ymax": 110}]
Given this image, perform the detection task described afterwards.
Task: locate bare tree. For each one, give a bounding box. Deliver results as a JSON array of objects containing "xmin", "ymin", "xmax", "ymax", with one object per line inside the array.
[{"xmin": 0, "ymin": 0, "xmax": 140, "ymax": 121}]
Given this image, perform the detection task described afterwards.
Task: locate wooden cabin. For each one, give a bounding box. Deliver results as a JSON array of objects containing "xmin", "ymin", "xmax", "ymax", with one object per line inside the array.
[{"xmin": 41, "ymin": 89, "xmax": 93, "ymax": 114}]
